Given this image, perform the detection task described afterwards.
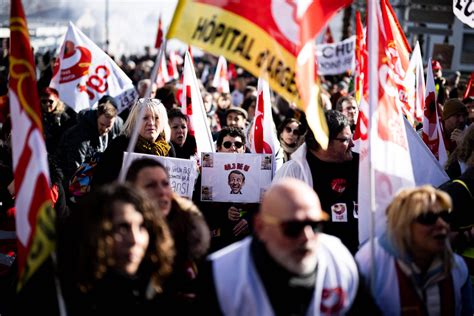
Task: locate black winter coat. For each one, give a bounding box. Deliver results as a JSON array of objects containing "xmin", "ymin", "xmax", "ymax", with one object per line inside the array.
[{"xmin": 55, "ymin": 109, "xmax": 123, "ymax": 181}]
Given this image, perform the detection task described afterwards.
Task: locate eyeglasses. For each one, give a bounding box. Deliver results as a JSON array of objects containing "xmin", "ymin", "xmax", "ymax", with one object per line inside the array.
[
  {"xmin": 41, "ymin": 99, "xmax": 55, "ymax": 105},
  {"xmin": 284, "ymin": 126, "xmax": 300, "ymax": 136},
  {"xmin": 334, "ymin": 137, "xmax": 352, "ymax": 144},
  {"xmin": 415, "ymin": 210, "xmax": 450, "ymax": 226},
  {"xmin": 222, "ymin": 141, "xmax": 244, "ymax": 149},
  {"xmin": 261, "ymin": 213, "xmax": 324, "ymax": 239}
]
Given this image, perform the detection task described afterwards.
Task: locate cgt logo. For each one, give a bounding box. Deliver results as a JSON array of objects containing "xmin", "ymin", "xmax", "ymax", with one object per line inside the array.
[
  {"xmin": 321, "ymin": 287, "xmax": 345, "ymax": 313},
  {"xmin": 54, "ymin": 41, "xmax": 92, "ymax": 84}
]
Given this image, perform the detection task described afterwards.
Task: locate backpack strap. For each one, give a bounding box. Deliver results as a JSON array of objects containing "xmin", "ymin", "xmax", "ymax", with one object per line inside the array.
[{"xmin": 453, "ymin": 179, "xmax": 473, "ymax": 199}]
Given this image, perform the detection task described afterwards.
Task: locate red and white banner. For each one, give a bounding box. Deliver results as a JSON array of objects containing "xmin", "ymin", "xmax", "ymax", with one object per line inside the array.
[
  {"xmin": 50, "ymin": 22, "xmax": 137, "ymax": 113},
  {"xmin": 249, "ymin": 78, "xmax": 280, "ymax": 171},
  {"xmin": 422, "ymin": 59, "xmax": 448, "ymax": 167},
  {"xmin": 404, "ymin": 41, "xmax": 425, "ymax": 124},
  {"xmin": 181, "ymin": 50, "xmax": 215, "ymax": 155},
  {"xmin": 211, "ymin": 55, "xmax": 230, "ymax": 93},
  {"xmin": 358, "ymin": 0, "xmax": 416, "ymax": 243},
  {"xmin": 9, "ymin": 0, "xmax": 56, "ymax": 289}
]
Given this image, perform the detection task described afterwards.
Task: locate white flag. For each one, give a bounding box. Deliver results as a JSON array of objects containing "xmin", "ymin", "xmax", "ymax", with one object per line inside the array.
[
  {"xmin": 404, "ymin": 42, "xmax": 425, "ymax": 124},
  {"xmin": 422, "ymin": 59, "xmax": 448, "ymax": 167},
  {"xmin": 211, "ymin": 56, "xmax": 230, "ymax": 93},
  {"xmin": 181, "ymin": 51, "xmax": 215, "ymax": 156},
  {"xmin": 50, "ymin": 22, "xmax": 137, "ymax": 113}
]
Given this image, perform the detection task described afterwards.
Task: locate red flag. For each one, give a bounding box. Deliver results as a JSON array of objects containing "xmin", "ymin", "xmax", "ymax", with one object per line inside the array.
[
  {"xmin": 322, "ymin": 26, "xmax": 334, "ymax": 44},
  {"xmin": 154, "ymin": 14, "xmax": 163, "ymax": 49},
  {"xmin": 250, "ymin": 78, "xmax": 280, "ymax": 156},
  {"xmin": 0, "ymin": 94, "xmax": 8, "ymax": 124},
  {"xmin": 358, "ymin": 0, "xmax": 416, "ymax": 243},
  {"xmin": 211, "ymin": 56, "xmax": 230, "ymax": 93},
  {"xmin": 168, "ymin": 50, "xmax": 180, "ymax": 80},
  {"xmin": 296, "ymin": 1, "xmax": 351, "ymax": 149},
  {"xmin": 464, "ymin": 72, "xmax": 474, "ymax": 99},
  {"xmin": 155, "ymin": 52, "xmax": 171, "ymax": 88},
  {"xmin": 422, "ymin": 59, "xmax": 448, "ymax": 166},
  {"xmin": 9, "ymin": 0, "xmax": 55, "ymax": 289}
]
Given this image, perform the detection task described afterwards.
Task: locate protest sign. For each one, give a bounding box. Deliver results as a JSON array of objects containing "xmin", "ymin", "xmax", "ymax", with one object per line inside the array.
[
  {"xmin": 316, "ymin": 36, "xmax": 355, "ymax": 75},
  {"xmin": 200, "ymin": 153, "xmax": 273, "ymax": 203},
  {"xmin": 122, "ymin": 152, "xmax": 198, "ymax": 199},
  {"xmin": 454, "ymin": 0, "xmax": 474, "ymax": 28}
]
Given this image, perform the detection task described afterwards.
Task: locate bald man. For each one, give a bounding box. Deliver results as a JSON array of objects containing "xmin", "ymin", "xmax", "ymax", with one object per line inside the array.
[{"xmin": 197, "ymin": 179, "xmax": 378, "ymax": 315}]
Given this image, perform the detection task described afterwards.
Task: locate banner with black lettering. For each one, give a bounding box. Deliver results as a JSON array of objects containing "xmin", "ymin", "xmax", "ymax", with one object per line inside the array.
[
  {"xmin": 200, "ymin": 152, "xmax": 273, "ymax": 203},
  {"xmin": 316, "ymin": 36, "xmax": 355, "ymax": 76},
  {"xmin": 168, "ymin": 0, "xmax": 302, "ymax": 106},
  {"xmin": 122, "ymin": 152, "xmax": 198, "ymax": 199}
]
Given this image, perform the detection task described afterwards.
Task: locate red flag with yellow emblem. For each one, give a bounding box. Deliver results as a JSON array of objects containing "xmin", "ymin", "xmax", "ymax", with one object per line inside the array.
[{"xmin": 9, "ymin": 0, "xmax": 56, "ymax": 289}]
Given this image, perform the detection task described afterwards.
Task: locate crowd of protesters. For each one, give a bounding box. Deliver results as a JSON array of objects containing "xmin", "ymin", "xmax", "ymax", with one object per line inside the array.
[{"xmin": 0, "ymin": 43, "xmax": 474, "ymax": 315}]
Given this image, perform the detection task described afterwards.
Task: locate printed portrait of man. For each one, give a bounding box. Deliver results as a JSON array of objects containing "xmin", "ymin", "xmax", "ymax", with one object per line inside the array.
[
  {"xmin": 228, "ymin": 170, "xmax": 245, "ymax": 194},
  {"xmin": 202, "ymin": 153, "xmax": 213, "ymax": 167}
]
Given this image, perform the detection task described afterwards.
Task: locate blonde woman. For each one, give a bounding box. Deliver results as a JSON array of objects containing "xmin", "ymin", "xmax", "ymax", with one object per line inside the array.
[
  {"xmin": 93, "ymin": 98, "xmax": 175, "ymax": 186},
  {"xmin": 356, "ymin": 186, "xmax": 472, "ymax": 315}
]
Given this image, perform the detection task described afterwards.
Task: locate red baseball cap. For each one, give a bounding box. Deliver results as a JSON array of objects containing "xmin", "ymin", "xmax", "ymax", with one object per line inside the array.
[{"xmin": 432, "ymin": 60, "xmax": 442, "ymax": 71}]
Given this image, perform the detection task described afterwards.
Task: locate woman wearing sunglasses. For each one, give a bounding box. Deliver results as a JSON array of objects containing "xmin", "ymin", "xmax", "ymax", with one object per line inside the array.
[
  {"xmin": 356, "ymin": 185, "xmax": 472, "ymax": 315},
  {"xmin": 277, "ymin": 118, "xmax": 305, "ymax": 163}
]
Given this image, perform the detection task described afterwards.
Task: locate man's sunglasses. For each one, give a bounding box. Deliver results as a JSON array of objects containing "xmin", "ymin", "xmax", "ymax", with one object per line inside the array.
[
  {"xmin": 281, "ymin": 220, "xmax": 324, "ymax": 238},
  {"xmin": 222, "ymin": 141, "xmax": 244, "ymax": 149},
  {"xmin": 284, "ymin": 126, "xmax": 300, "ymax": 136},
  {"xmin": 261, "ymin": 214, "xmax": 324, "ymax": 238},
  {"xmin": 415, "ymin": 210, "xmax": 450, "ymax": 226}
]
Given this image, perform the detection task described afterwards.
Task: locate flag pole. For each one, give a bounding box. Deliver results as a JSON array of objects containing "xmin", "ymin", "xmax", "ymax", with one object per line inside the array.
[
  {"xmin": 368, "ymin": 0, "xmax": 379, "ymax": 292},
  {"xmin": 118, "ymin": 40, "xmax": 167, "ymax": 183}
]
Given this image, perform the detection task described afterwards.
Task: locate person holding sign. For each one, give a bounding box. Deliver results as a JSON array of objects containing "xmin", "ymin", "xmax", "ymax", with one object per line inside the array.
[
  {"xmin": 93, "ymin": 98, "xmax": 175, "ymax": 186},
  {"xmin": 193, "ymin": 127, "xmax": 258, "ymax": 252}
]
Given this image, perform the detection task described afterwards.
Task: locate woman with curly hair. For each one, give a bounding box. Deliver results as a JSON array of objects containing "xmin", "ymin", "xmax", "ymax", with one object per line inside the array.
[
  {"xmin": 93, "ymin": 98, "xmax": 175, "ymax": 186},
  {"xmin": 58, "ymin": 183, "xmax": 175, "ymax": 315},
  {"xmin": 356, "ymin": 185, "xmax": 472, "ymax": 315}
]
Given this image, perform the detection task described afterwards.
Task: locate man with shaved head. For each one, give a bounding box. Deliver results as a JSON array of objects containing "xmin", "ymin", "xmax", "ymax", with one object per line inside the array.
[{"xmin": 197, "ymin": 179, "xmax": 378, "ymax": 315}]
